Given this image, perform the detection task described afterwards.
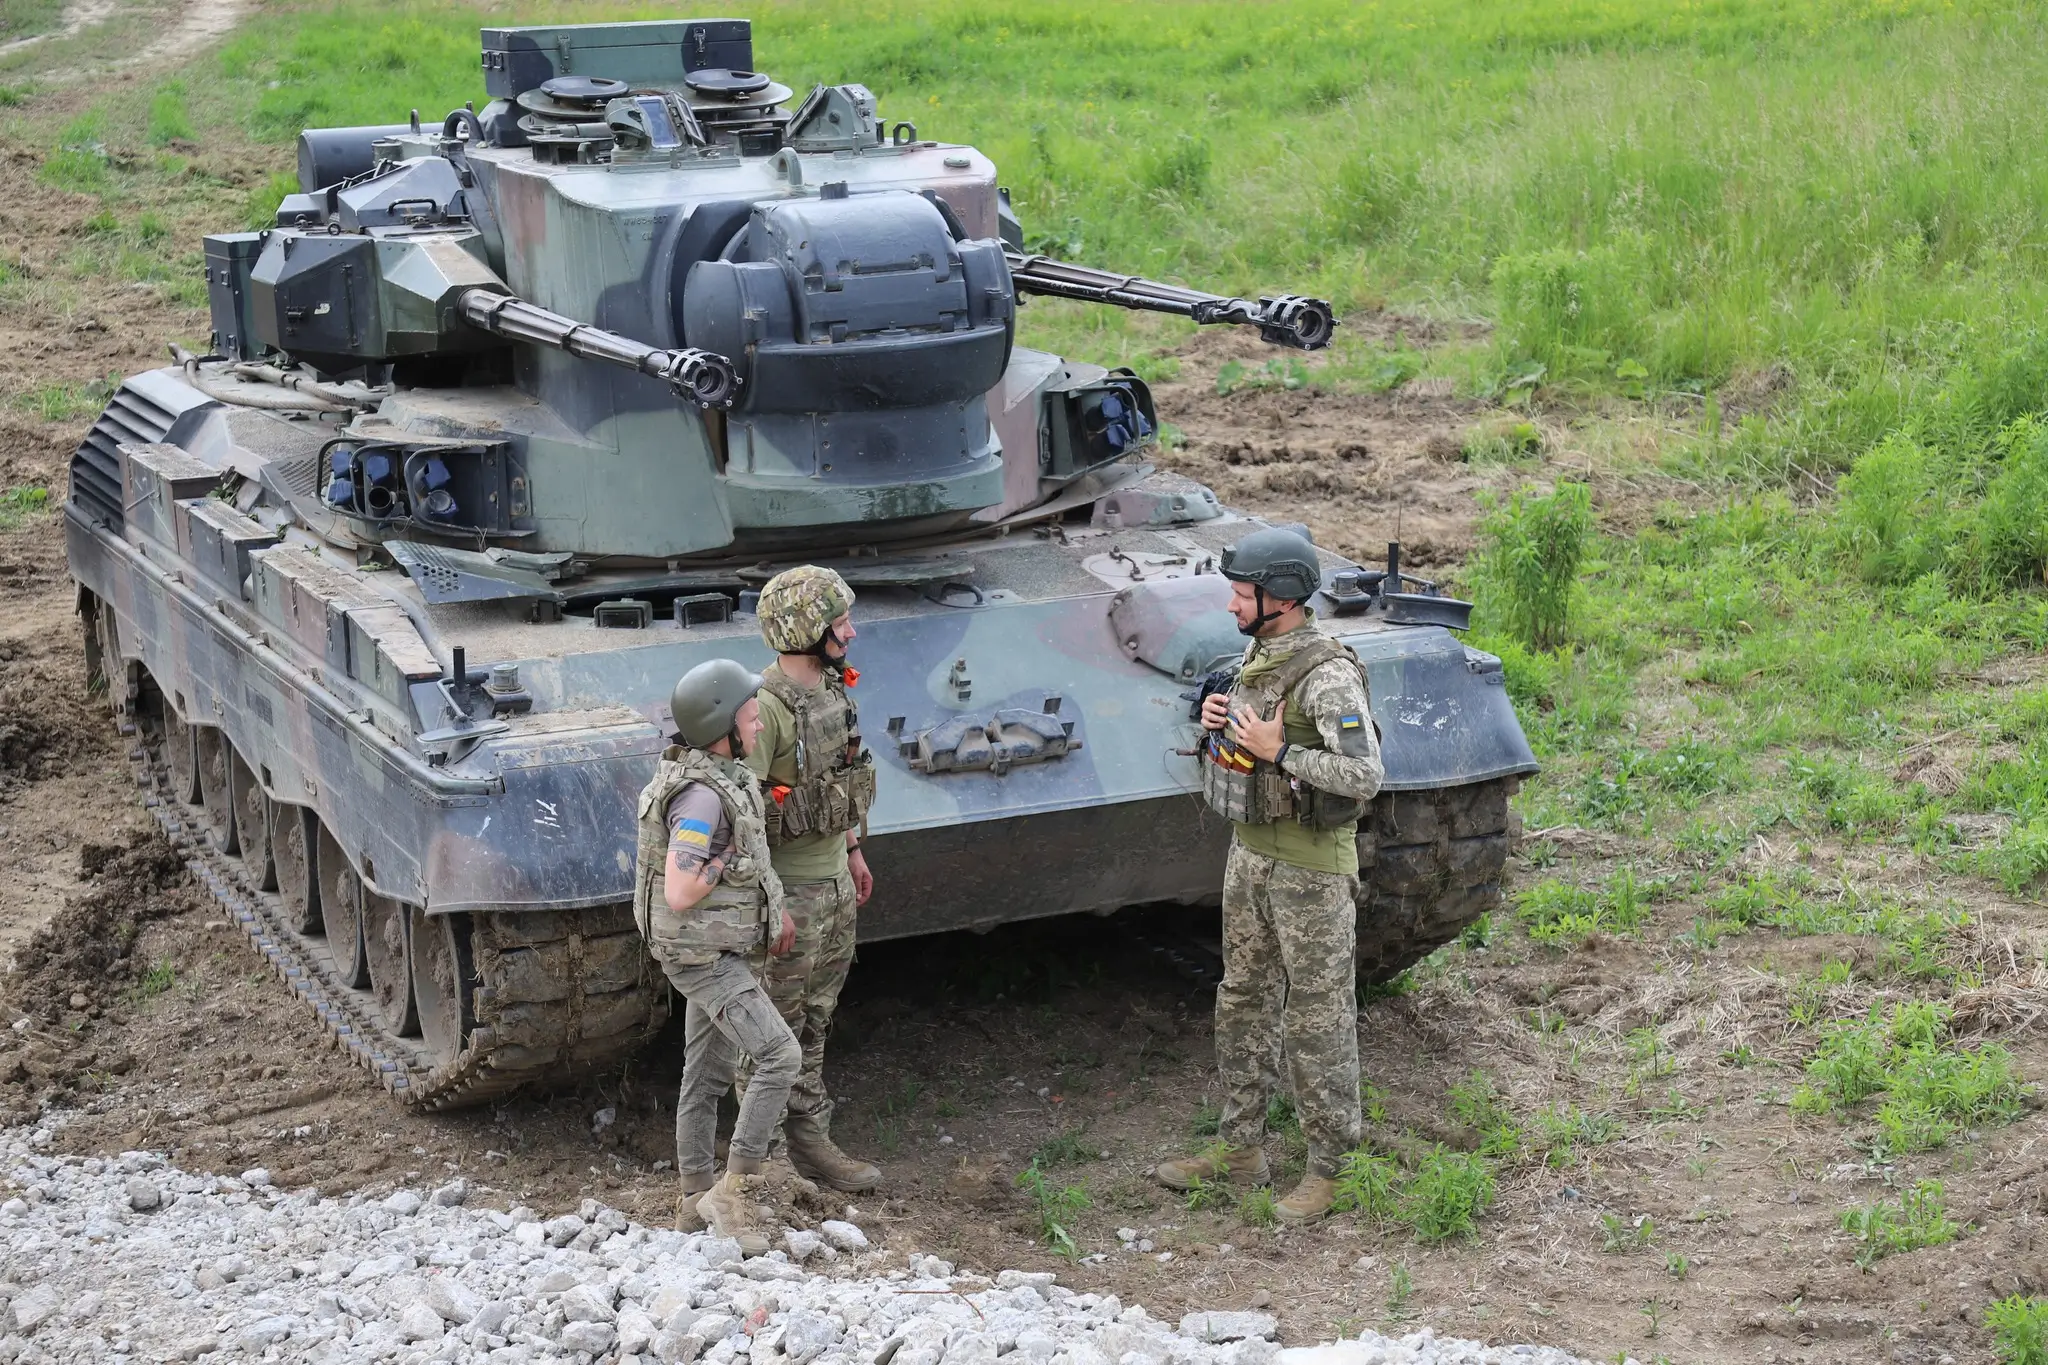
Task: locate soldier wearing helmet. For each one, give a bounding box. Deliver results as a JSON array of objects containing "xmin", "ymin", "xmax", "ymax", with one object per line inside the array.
[
  {"xmin": 1153, "ymin": 526, "xmax": 1384, "ymax": 1225},
  {"xmin": 739, "ymin": 565, "xmax": 883, "ymax": 1192},
  {"xmin": 633, "ymin": 657, "xmax": 801, "ymax": 1256}
]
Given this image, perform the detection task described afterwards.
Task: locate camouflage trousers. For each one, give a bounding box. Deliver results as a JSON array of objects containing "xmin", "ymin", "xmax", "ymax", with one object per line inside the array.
[
  {"xmin": 738, "ymin": 870, "xmax": 858, "ymax": 1138},
  {"xmin": 1214, "ymin": 840, "xmax": 1363, "ymax": 1177}
]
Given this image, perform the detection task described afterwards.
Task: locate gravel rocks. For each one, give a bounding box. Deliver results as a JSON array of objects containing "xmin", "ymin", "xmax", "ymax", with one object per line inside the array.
[{"xmin": 0, "ymin": 1124, "xmax": 1610, "ymax": 1365}]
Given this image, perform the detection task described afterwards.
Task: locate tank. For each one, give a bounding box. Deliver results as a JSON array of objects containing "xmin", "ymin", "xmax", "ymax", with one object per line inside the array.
[{"xmin": 62, "ymin": 18, "xmax": 1538, "ymax": 1108}]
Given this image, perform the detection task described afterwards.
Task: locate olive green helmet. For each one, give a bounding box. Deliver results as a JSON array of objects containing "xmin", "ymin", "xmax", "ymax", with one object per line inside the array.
[
  {"xmin": 758, "ymin": 565, "xmax": 855, "ymax": 655},
  {"xmin": 1220, "ymin": 526, "xmax": 1322, "ymax": 602},
  {"xmin": 669, "ymin": 658, "xmax": 763, "ymax": 748}
]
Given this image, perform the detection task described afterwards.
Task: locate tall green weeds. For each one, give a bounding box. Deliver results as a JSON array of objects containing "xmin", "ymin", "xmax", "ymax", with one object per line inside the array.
[{"xmin": 1472, "ymin": 483, "xmax": 1594, "ymax": 651}]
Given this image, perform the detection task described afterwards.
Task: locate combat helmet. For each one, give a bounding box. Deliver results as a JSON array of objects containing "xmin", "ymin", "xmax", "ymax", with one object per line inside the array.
[
  {"xmin": 1221, "ymin": 526, "xmax": 1322, "ymax": 602},
  {"xmin": 758, "ymin": 565, "xmax": 856, "ymax": 655},
  {"xmin": 670, "ymin": 658, "xmax": 764, "ymax": 749}
]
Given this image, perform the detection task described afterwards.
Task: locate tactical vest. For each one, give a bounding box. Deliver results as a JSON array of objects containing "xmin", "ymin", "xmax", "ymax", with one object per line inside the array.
[
  {"xmin": 758, "ymin": 665, "xmax": 877, "ymax": 843},
  {"xmin": 1200, "ymin": 635, "xmax": 1371, "ymax": 829},
  {"xmin": 632, "ymin": 745, "xmax": 783, "ymax": 957}
]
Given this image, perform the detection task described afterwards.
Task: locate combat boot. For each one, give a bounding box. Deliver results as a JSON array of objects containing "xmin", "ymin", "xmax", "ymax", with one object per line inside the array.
[
  {"xmin": 1153, "ymin": 1142, "xmax": 1270, "ymax": 1192},
  {"xmin": 699, "ymin": 1159, "xmax": 771, "ymax": 1257},
  {"xmin": 786, "ymin": 1124, "xmax": 881, "ymax": 1193},
  {"xmin": 1273, "ymin": 1174, "xmax": 1338, "ymax": 1225},
  {"xmin": 674, "ymin": 1169, "xmax": 715, "ymax": 1232}
]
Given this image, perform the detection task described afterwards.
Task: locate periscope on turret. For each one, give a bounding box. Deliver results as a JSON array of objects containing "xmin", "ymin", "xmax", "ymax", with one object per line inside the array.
[{"xmin": 62, "ymin": 17, "xmax": 1538, "ymax": 1108}]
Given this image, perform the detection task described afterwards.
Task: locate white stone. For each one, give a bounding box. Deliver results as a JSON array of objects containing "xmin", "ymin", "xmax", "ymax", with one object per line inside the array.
[
  {"xmin": 618, "ymin": 1305, "xmax": 657, "ymax": 1354},
  {"xmin": 10, "ymin": 1286, "xmax": 60, "ymax": 1333},
  {"xmin": 783, "ymin": 1229, "xmax": 825, "ymax": 1262},
  {"xmin": 562, "ymin": 1319, "xmax": 618, "ymax": 1353},
  {"xmin": 398, "ymin": 1301, "xmax": 445, "ymax": 1343},
  {"xmin": 240, "ymin": 1168, "xmax": 272, "ymax": 1188},
  {"xmin": 780, "ymin": 1309, "xmax": 842, "ymax": 1365},
  {"xmin": 818, "ymin": 1220, "xmax": 869, "ymax": 1253},
  {"xmin": 125, "ymin": 1177, "xmax": 161, "ymax": 1212},
  {"xmin": 512, "ymin": 1223, "xmax": 547, "ymax": 1249},
  {"xmin": 543, "ymin": 1214, "xmax": 587, "ymax": 1247},
  {"xmin": 561, "ymin": 1283, "xmax": 618, "ymax": 1323},
  {"xmin": 431, "ymin": 1178, "xmax": 470, "ymax": 1207},
  {"xmin": 657, "ymin": 1328, "xmax": 710, "ymax": 1364},
  {"xmin": 237, "ymin": 1315, "xmax": 295, "ymax": 1350},
  {"xmin": 996, "ymin": 1271, "xmax": 1057, "ymax": 1295},
  {"xmin": 427, "ymin": 1277, "xmax": 482, "ymax": 1325},
  {"xmin": 384, "ymin": 1190, "xmax": 424, "ymax": 1216},
  {"xmin": 1181, "ymin": 1313, "xmax": 1279, "ymax": 1344}
]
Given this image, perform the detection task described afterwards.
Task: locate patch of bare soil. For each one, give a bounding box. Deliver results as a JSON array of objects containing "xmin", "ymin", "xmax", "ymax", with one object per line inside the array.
[{"xmin": 1149, "ymin": 328, "xmax": 1506, "ymax": 573}]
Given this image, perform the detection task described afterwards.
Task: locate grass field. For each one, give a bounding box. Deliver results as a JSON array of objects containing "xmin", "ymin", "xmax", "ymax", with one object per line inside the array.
[{"xmin": 7, "ymin": 0, "xmax": 2048, "ymax": 1356}]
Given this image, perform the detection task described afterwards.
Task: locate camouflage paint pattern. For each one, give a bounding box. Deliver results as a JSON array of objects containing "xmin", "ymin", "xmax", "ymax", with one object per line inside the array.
[{"xmin": 1215, "ymin": 840, "xmax": 1362, "ymax": 1178}]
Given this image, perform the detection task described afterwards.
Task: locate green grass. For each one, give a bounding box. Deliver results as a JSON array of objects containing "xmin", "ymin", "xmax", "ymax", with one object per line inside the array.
[
  {"xmin": 1990, "ymin": 1296, "xmax": 2048, "ymax": 1365},
  {"xmin": 1792, "ymin": 1002, "xmax": 2030, "ymax": 1154},
  {"xmin": 1031, "ymin": 1125, "xmax": 1097, "ymax": 1168},
  {"xmin": 1396, "ymin": 1148, "xmax": 1497, "ymax": 1243},
  {"xmin": 1839, "ymin": 1180, "xmax": 1960, "ymax": 1269},
  {"xmin": 0, "ymin": 485, "xmax": 50, "ymax": 529},
  {"xmin": 0, "ymin": 0, "xmax": 61, "ymax": 44}
]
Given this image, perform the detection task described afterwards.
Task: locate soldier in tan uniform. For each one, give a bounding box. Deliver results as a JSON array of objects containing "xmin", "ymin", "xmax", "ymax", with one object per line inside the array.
[
  {"xmin": 1154, "ymin": 527, "xmax": 1385, "ymax": 1223},
  {"xmin": 633, "ymin": 658, "xmax": 800, "ymax": 1256},
  {"xmin": 742, "ymin": 566, "xmax": 882, "ymax": 1191}
]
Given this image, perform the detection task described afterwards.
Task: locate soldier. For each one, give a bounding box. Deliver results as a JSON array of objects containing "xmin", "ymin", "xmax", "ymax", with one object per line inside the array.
[
  {"xmin": 1153, "ymin": 527, "xmax": 1385, "ymax": 1224},
  {"xmin": 741, "ymin": 566, "xmax": 883, "ymax": 1192},
  {"xmin": 633, "ymin": 657, "xmax": 801, "ymax": 1256}
]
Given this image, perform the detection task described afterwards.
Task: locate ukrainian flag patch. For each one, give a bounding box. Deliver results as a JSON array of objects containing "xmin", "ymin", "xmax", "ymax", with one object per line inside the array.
[
  {"xmin": 1339, "ymin": 714, "xmax": 1364, "ymax": 730},
  {"xmin": 671, "ymin": 817, "xmax": 713, "ymax": 849}
]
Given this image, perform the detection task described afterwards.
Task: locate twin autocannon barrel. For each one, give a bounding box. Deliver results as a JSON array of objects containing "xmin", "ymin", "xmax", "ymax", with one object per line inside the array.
[
  {"xmin": 456, "ymin": 289, "xmax": 745, "ymax": 411},
  {"xmin": 1002, "ymin": 251, "xmax": 1338, "ymax": 352},
  {"xmin": 459, "ymin": 254, "xmax": 1334, "ymax": 417}
]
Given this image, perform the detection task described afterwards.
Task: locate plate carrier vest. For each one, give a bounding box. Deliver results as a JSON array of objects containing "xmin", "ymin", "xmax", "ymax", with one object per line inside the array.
[
  {"xmin": 1200, "ymin": 635, "xmax": 1372, "ymax": 829},
  {"xmin": 759, "ymin": 666, "xmax": 878, "ymax": 843},
  {"xmin": 633, "ymin": 744, "xmax": 783, "ymax": 952}
]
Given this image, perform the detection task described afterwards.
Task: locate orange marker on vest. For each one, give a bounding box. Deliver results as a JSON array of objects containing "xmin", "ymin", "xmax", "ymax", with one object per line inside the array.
[
  {"xmin": 841, "ymin": 666, "xmax": 860, "ymax": 687},
  {"xmin": 770, "ymin": 784, "xmax": 793, "ymax": 804}
]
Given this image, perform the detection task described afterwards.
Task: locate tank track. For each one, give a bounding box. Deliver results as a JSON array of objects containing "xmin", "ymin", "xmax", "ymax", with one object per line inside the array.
[
  {"xmin": 1358, "ymin": 777, "xmax": 1520, "ymax": 980},
  {"xmin": 122, "ymin": 715, "xmax": 669, "ymax": 1111}
]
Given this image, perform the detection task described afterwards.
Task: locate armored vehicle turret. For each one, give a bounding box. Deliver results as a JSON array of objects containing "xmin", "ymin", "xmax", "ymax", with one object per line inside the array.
[{"xmin": 65, "ymin": 18, "xmax": 1536, "ymax": 1107}]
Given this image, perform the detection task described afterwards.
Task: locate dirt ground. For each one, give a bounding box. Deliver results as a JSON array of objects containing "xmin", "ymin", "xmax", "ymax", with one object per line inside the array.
[{"xmin": 2, "ymin": 9, "xmax": 2046, "ymax": 1365}]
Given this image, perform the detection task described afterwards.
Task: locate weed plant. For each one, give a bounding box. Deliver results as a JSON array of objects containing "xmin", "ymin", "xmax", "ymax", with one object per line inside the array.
[
  {"xmin": 1839, "ymin": 1180, "xmax": 1959, "ymax": 1268},
  {"xmin": 1014, "ymin": 1161, "xmax": 1089, "ymax": 1262},
  {"xmin": 1989, "ymin": 1296, "xmax": 2048, "ymax": 1365},
  {"xmin": 1794, "ymin": 1002, "xmax": 2029, "ymax": 1154}
]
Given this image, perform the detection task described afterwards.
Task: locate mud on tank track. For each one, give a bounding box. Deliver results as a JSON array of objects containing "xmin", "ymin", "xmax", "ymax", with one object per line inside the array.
[
  {"xmin": 83, "ymin": 590, "xmax": 1515, "ymax": 1113},
  {"xmin": 89, "ymin": 613, "xmax": 671, "ymax": 1111}
]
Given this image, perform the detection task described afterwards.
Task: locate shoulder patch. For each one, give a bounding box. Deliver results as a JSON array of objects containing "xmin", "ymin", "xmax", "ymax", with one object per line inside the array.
[
  {"xmin": 671, "ymin": 816, "xmax": 713, "ymax": 849},
  {"xmin": 1339, "ymin": 714, "xmax": 1363, "ymax": 730}
]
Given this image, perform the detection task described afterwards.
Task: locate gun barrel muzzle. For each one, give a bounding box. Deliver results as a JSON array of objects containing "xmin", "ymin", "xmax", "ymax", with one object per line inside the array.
[{"xmin": 458, "ymin": 289, "xmax": 742, "ymax": 409}]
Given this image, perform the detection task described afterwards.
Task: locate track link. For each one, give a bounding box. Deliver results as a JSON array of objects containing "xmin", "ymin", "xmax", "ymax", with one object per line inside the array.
[
  {"xmin": 1358, "ymin": 776, "xmax": 1520, "ymax": 980},
  {"xmin": 127, "ymin": 722, "xmax": 669, "ymax": 1110}
]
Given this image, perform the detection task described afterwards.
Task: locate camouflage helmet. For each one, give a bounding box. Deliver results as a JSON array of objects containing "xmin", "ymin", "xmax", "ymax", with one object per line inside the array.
[
  {"xmin": 1220, "ymin": 526, "xmax": 1322, "ymax": 602},
  {"xmin": 670, "ymin": 658, "xmax": 763, "ymax": 748},
  {"xmin": 757, "ymin": 565, "xmax": 855, "ymax": 654}
]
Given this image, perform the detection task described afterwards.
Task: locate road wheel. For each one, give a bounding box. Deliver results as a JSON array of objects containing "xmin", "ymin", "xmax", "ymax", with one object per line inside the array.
[
  {"xmin": 163, "ymin": 707, "xmax": 199, "ymax": 806},
  {"xmin": 315, "ymin": 820, "xmax": 370, "ymax": 989},
  {"xmin": 272, "ymin": 801, "xmax": 318, "ymax": 935},
  {"xmin": 194, "ymin": 727, "xmax": 238, "ymax": 855},
  {"xmin": 363, "ymin": 886, "xmax": 421, "ymax": 1037},
  {"xmin": 229, "ymin": 752, "xmax": 275, "ymax": 891},
  {"xmin": 411, "ymin": 907, "xmax": 475, "ymax": 1067}
]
